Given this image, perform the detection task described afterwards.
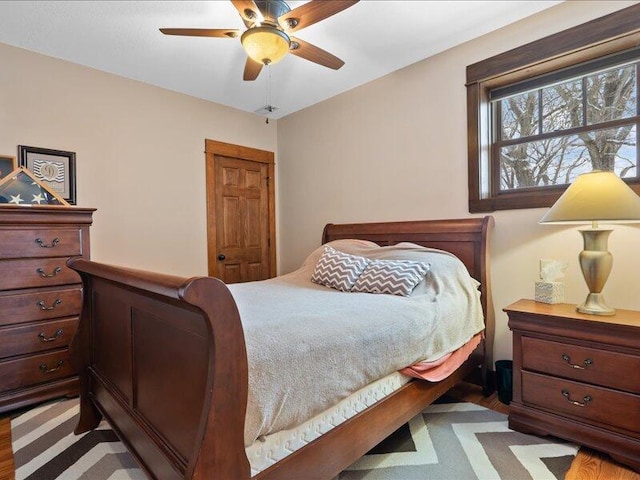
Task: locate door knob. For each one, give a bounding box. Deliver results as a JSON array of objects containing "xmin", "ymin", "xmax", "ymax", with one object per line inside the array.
[{"xmin": 218, "ymin": 254, "xmax": 226, "ymax": 261}]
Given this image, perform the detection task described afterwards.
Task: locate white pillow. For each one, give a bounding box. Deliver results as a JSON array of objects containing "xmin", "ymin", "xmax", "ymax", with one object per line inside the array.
[
  {"xmin": 351, "ymin": 259, "xmax": 430, "ymax": 296},
  {"xmin": 311, "ymin": 246, "xmax": 369, "ymax": 292}
]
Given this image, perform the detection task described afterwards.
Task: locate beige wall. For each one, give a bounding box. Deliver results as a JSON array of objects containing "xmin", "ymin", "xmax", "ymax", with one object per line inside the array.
[
  {"xmin": 277, "ymin": 0, "xmax": 640, "ymax": 363},
  {"xmin": 0, "ymin": 42, "xmax": 277, "ymax": 277}
]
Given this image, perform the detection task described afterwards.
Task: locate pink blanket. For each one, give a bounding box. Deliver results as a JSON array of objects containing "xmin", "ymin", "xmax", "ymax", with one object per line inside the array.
[{"xmin": 400, "ymin": 333, "xmax": 483, "ymax": 381}]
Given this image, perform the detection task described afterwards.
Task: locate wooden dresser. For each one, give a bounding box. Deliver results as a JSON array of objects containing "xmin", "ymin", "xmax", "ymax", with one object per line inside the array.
[
  {"xmin": 0, "ymin": 205, "xmax": 95, "ymax": 413},
  {"xmin": 505, "ymin": 299, "xmax": 640, "ymax": 472}
]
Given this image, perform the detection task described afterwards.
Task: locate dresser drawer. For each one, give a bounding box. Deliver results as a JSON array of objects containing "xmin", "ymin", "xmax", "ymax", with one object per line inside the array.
[
  {"xmin": 1, "ymin": 318, "xmax": 78, "ymax": 359},
  {"xmin": 522, "ymin": 371, "xmax": 640, "ymax": 434},
  {"xmin": 0, "ymin": 228, "xmax": 82, "ymax": 259},
  {"xmin": 522, "ymin": 336, "xmax": 640, "ymax": 394},
  {"xmin": 0, "ymin": 287, "xmax": 82, "ymax": 327},
  {"xmin": 0, "ymin": 258, "xmax": 80, "ymax": 291},
  {"xmin": 0, "ymin": 349, "xmax": 76, "ymax": 393}
]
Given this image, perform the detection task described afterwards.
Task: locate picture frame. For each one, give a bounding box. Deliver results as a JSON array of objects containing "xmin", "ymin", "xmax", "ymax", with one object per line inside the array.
[
  {"xmin": 18, "ymin": 145, "xmax": 76, "ymax": 205},
  {"xmin": 0, "ymin": 154, "xmax": 17, "ymax": 180}
]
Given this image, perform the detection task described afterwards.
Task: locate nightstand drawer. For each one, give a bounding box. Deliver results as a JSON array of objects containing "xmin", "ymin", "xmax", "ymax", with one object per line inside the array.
[
  {"xmin": 0, "ymin": 228, "xmax": 82, "ymax": 259},
  {"xmin": 0, "ymin": 349, "xmax": 76, "ymax": 393},
  {"xmin": 0, "ymin": 287, "xmax": 82, "ymax": 326},
  {"xmin": 1, "ymin": 318, "xmax": 78, "ymax": 359},
  {"xmin": 522, "ymin": 336, "xmax": 640, "ymax": 394},
  {"xmin": 0, "ymin": 258, "xmax": 80, "ymax": 291},
  {"xmin": 522, "ymin": 371, "xmax": 640, "ymax": 434}
]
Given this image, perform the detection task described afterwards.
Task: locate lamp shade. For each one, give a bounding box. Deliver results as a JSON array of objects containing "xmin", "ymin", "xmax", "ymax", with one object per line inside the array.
[
  {"xmin": 540, "ymin": 170, "xmax": 640, "ymax": 224},
  {"xmin": 241, "ymin": 26, "xmax": 290, "ymax": 65}
]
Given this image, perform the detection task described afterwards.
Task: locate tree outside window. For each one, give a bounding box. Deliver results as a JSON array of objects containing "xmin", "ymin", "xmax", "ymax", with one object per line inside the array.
[{"xmin": 495, "ymin": 63, "xmax": 638, "ymax": 192}]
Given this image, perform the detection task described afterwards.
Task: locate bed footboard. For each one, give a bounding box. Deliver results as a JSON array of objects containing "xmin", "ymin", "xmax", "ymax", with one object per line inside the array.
[{"xmin": 68, "ymin": 259, "xmax": 250, "ymax": 480}]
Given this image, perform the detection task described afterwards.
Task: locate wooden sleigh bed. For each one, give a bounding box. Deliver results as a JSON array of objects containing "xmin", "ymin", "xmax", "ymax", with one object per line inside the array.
[{"xmin": 68, "ymin": 216, "xmax": 494, "ymax": 480}]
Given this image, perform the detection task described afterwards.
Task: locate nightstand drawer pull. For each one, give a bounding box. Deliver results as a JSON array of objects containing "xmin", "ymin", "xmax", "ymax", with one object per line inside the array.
[
  {"xmin": 36, "ymin": 266, "xmax": 62, "ymax": 278},
  {"xmin": 35, "ymin": 237, "xmax": 60, "ymax": 248},
  {"xmin": 561, "ymin": 354, "xmax": 593, "ymax": 369},
  {"xmin": 39, "ymin": 360, "xmax": 64, "ymax": 374},
  {"xmin": 37, "ymin": 299, "xmax": 62, "ymax": 310},
  {"xmin": 562, "ymin": 389, "xmax": 592, "ymax": 407},
  {"xmin": 38, "ymin": 329, "xmax": 64, "ymax": 342}
]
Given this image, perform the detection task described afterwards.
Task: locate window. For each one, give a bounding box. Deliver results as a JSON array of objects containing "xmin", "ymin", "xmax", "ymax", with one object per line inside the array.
[
  {"xmin": 495, "ymin": 55, "xmax": 638, "ymax": 192},
  {"xmin": 466, "ymin": 5, "xmax": 640, "ymax": 212}
]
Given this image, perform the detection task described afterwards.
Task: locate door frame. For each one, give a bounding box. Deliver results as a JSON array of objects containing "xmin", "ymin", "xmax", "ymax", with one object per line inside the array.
[{"xmin": 205, "ymin": 139, "xmax": 276, "ymax": 279}]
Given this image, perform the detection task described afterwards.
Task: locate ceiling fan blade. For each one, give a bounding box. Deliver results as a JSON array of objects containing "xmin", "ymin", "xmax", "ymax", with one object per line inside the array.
[
  {"xmin": 279, "ymin": 0, "xmax": 358, "ymax": 33},
  {"xmin": 230, "ymin": 0, "xmax": 264, "ymax": 24},
  {"xmin": 160, "ymin": 28, "xmax": 239, "ymax": 38},
  {"xmin": 289, "ymin": 37, "xmax": 345, "ymax": 70},
  {"xmin": 243, "ymin": 57, "xmax": 264, "ymax": 81}
]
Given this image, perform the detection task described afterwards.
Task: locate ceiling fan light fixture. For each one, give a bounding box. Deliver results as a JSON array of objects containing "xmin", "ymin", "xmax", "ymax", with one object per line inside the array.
[{"xmin": 241, "ymin": 26, "xmax": 290, "ymax": 65}]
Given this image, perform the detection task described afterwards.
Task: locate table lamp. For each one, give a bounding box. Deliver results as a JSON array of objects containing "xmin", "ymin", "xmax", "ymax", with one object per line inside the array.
[{"xmin": 540, "ymin": 170, "xmax": 640, "ymax": 315}]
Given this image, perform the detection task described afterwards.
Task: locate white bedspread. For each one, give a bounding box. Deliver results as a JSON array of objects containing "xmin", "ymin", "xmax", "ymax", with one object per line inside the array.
[{"xmin": 227, "ymin": 240, "xmax": 485, "ymax": 446}]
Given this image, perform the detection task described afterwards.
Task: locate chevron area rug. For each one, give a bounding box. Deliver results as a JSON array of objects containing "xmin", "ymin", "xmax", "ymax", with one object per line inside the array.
[
  {"xmin": 10, "ymin": 398, "xmax": 577, "ymax": 480},
  {"xmin": 339, "ymin": 401, "xmax": 577, "ymax": 480}
]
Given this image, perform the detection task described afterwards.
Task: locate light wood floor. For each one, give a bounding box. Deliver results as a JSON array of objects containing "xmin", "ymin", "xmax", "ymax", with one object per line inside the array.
[
  {"xmin": 1, "ymin": 383, "xmax": 638, "ymax": 480},
  {"xmin": 0, "ymin": 413, "xmax": 13, "ymax": 480}
]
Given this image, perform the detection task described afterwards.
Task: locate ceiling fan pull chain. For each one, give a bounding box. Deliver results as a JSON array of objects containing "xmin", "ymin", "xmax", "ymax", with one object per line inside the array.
[
  {"xmin": 265, "ymin": 65, "xmax": 272, "ymax": 124},
  {"xmin": 268, "ymin": 65, "xmax": 272, "ymax": 105}
]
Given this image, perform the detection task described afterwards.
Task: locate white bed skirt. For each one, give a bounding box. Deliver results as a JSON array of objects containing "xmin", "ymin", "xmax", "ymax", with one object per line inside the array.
[{"xmin": 246, "ymin": 372, "xmax": 411, "ymax": 476}]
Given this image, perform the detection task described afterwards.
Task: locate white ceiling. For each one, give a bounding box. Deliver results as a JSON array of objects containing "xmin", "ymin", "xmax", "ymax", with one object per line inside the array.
[{"xmin": 0, "ymin": 1, "xmax": 562, "ymax": 119}]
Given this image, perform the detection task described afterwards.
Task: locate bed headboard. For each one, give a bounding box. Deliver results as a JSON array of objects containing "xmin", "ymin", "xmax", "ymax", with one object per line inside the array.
[
  {"xmin": 322, "ymin": 216, "xmax": 494, "ymax": 363},
  {"xmin": 322, "ymin": 217, "xmax": 492, "ymax": 284}
]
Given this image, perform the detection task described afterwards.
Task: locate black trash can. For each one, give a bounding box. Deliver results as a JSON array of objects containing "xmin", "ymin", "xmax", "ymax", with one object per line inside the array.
[{"xmin": 495, "ymin": 360, "xmax": 513, "ymax": 405}]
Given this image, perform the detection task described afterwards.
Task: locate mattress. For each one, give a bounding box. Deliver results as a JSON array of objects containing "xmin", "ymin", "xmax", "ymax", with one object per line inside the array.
[{"xmin": 246, "ymin": 371, "xmax": 411, "ymax": 476}]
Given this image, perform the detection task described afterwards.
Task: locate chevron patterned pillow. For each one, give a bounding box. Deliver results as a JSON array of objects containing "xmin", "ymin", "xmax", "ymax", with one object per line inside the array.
[
  {"xmin": 351, "ymin": 259, "xmax": 430, "ymax": 296},
  {"xmin": 311, "ymin": 246, "xmax": 370, "ymax": 292}
]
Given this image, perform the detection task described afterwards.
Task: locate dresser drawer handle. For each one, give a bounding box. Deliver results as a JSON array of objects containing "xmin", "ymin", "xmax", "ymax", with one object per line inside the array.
[
  {"xmin": 39, "ymin": 360, "xmax": 64, "ymax": 374},
  {"xmin": 38, "ymin": 329, "xmax": 64, "ymax": 343},
  {"xmin": 37, "ymin": 299, "xmax": 62, "ymax": 310},
  {"xmin": 562, "ymin": 389, "xmax": 592, "ymax": 407},
  {"xmin": 36, "ymin": 267, "xmax": 62, "ymax": 278},
  {"xmin": 35, "ymin": 237, "xmax": 60, "ymax": 248},
  {"xmin": 561, "ymin": 354, "xmax": 593, "ymax": 369}
]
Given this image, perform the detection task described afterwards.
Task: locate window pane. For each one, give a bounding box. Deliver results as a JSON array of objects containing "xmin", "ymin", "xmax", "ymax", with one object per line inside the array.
[
  {"xmin": 500, "ymin": 135, "xmax": 588, "ymax": 190},
  {"xmin": 501, "ymin": 91, "xmax": 539, "ymax": 140},
  {"xmin": 500, "ymin": 124, "xmax": 637, "ymax": 190},
  {"xmin": 582, "ymin": 124, "xmax": 637, "ymax": 176},
  {"xmin": 542, "ymin": 79, "xmax": 583, "ymax": 133},
  {"xmin": 586, "ymin": 64, "xmax": 637, "ymax": 125}
]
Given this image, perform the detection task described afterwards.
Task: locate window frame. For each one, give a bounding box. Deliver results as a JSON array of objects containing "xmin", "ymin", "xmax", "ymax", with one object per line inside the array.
[{"xmin": 466, "ymin": 4, "xmax": 640, "ymax": 213}]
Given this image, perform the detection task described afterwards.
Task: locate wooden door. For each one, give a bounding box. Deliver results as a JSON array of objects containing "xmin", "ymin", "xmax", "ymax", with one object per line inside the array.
[{"xmin": 205, "ymin": 140, "xmax": 276, "ymax": 283}]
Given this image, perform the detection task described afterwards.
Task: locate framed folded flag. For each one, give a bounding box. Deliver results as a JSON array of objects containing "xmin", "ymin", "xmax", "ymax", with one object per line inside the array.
[{"xmin": 0, "ymin": 167, "xmax": 69, "ymax": 206}]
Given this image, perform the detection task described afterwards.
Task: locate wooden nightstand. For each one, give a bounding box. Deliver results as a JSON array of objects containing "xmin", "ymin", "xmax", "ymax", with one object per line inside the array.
[{"xmin": 504, "ymin": 299, "xmax": 640, "ymax": 472}]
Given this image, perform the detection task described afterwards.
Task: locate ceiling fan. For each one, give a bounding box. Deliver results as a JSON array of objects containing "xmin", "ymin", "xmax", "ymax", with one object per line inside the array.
[{"xmin": 160, "ymin": 0, "xmax": 359, "ymax": 81}]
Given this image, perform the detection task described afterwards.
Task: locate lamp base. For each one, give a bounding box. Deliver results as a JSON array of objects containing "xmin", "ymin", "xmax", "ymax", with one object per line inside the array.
[
  {"xmin": 577, "ymin": 293, "xmax": 615, "ymax": 316},
  {"xmin": 577, "ymin": 229, "xmax": 615, "ymax": 316}
]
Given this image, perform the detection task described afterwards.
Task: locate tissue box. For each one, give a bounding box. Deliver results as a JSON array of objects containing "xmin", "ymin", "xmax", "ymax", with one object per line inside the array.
[{"xmin": 535, "ymin": 281, "xmax": 565, "ymax": 304}]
